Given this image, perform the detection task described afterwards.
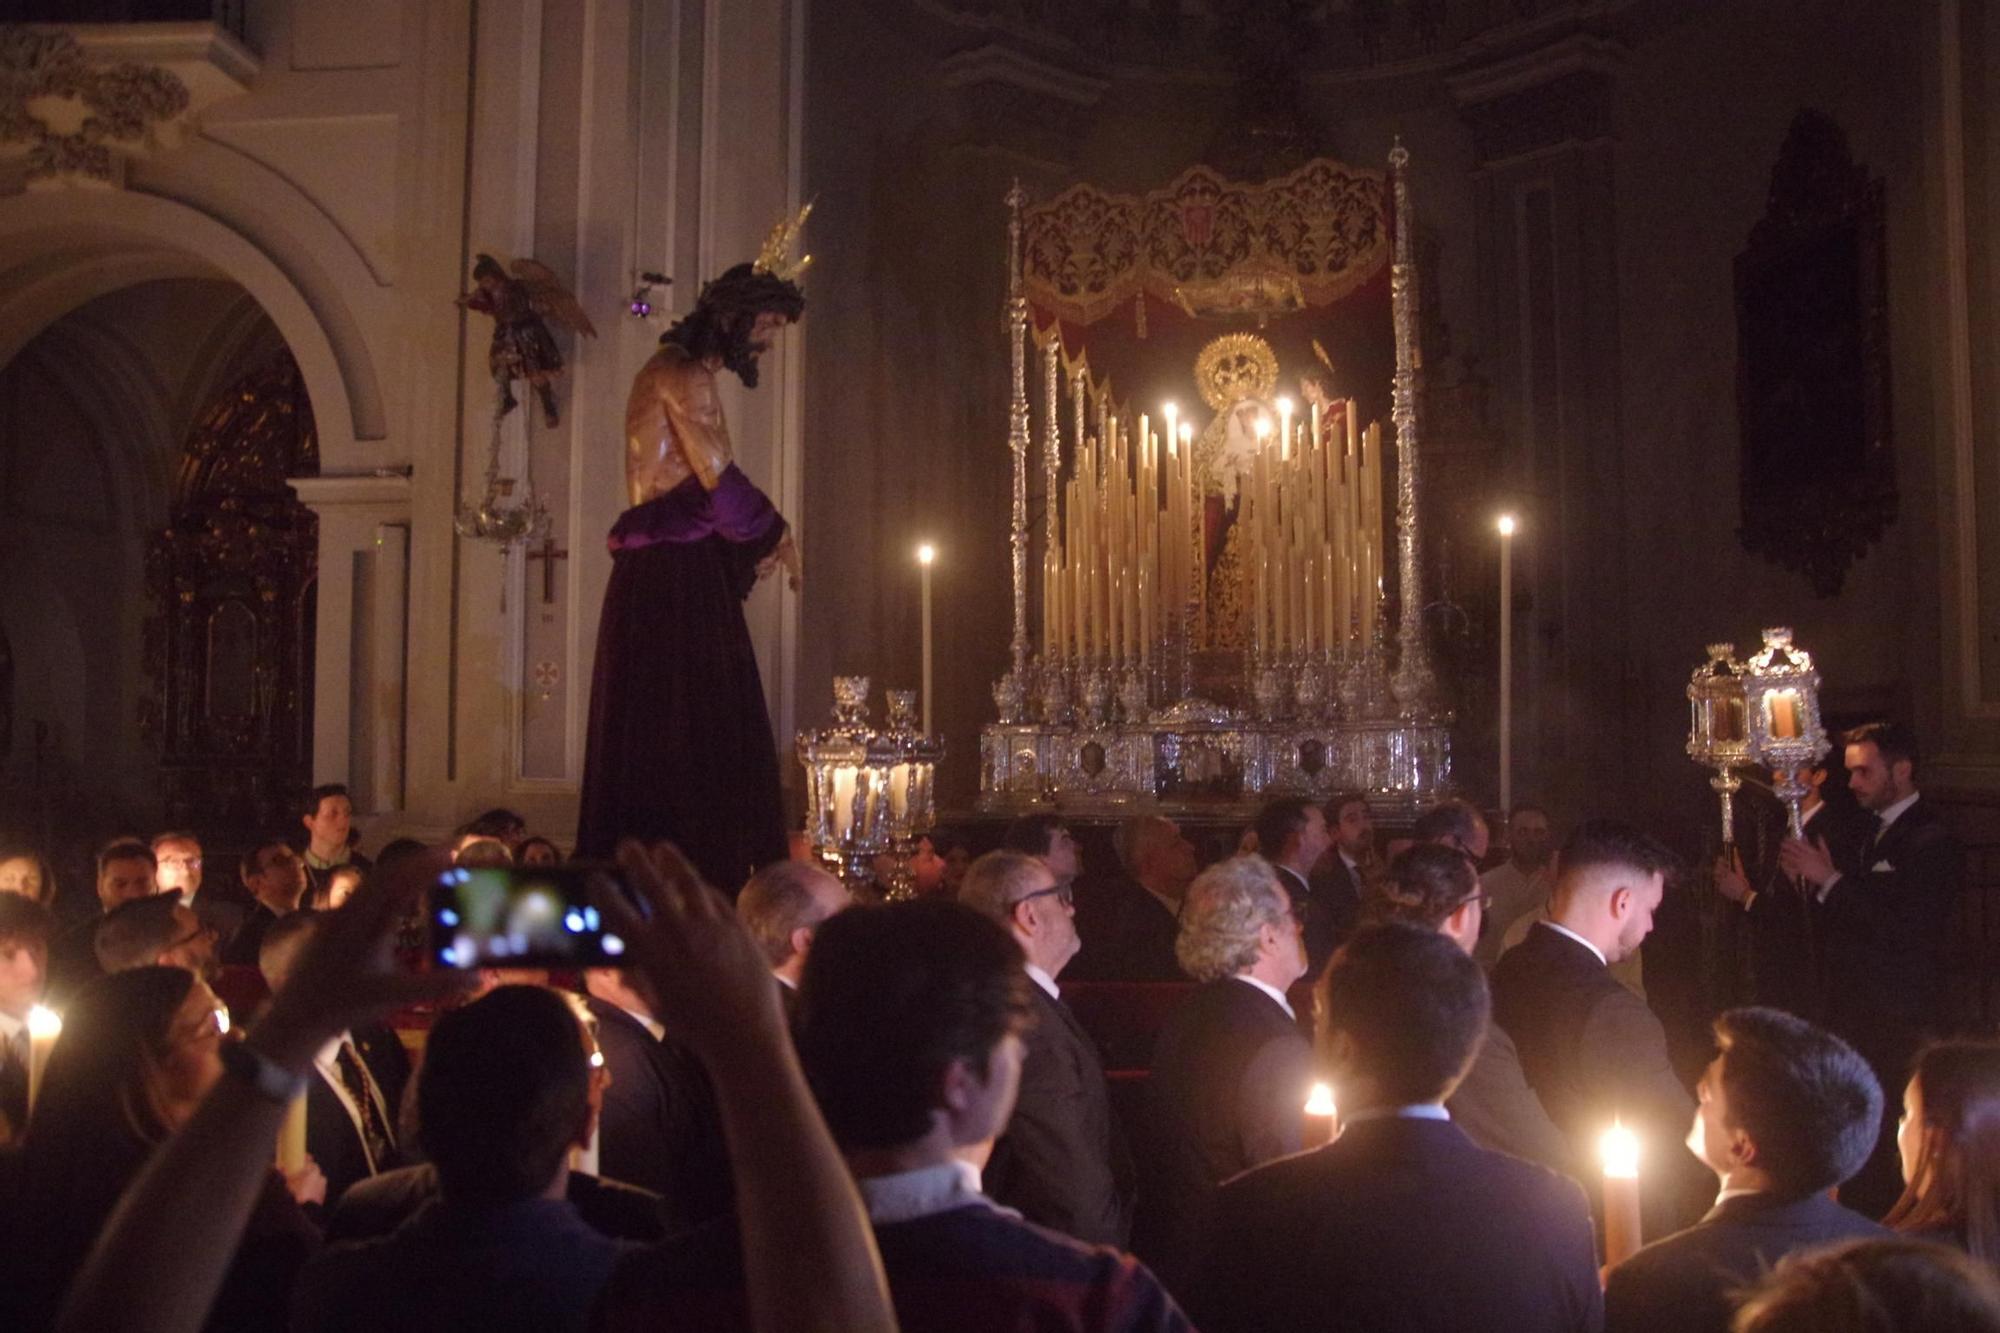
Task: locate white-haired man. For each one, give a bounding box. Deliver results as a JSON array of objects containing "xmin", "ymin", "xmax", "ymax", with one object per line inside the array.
[{"xmin": 1134, "ymin": 855, "xmax": 1312, "ymax": 1294}]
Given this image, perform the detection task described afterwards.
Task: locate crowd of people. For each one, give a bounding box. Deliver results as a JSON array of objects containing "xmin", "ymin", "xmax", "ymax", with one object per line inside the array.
[{"xmin": 0, "ymin": 722, "xmax": 1997, "ymax": 1331}]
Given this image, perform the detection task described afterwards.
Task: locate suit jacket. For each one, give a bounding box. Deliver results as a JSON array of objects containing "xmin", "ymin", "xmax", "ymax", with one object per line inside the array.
[
  {"xmin": 1134, "ymin": 977, "xmax": 1312, "ymax": 1294},
  {"xmin": 1816, "ymin": 797, "xmax": 1963, "ymax": 1060},
  {"xmin": 586, "ymin": 996, "xmax": 733, "ymax": 1235},
  {"xmin": 187, "ymin": 888, "xmax": 248, "ymax": 945},
  {"xmin": 985, "ymin": 980, "xmax": 1134, "ymax": 1247},
  {"xmin": 1303, "ymin": 855, "xmax": 1366, "ymax": 974},
  {"xmin": 44, "ymin": 912, "xmax": 103, "ymax": 1005},
  {"xmin": 1492, "ymin": 922, "xmax": 1701, "ymax": 1236},
  {"xmin": 327, "ymin": 1162, "xmax": 666, "ymax": 1245},
  {"xmin": 1604, "ymin": 1191, "xmax": 1887, "ymax": 1333},
  {"xmin": 1734, "ymin": 801, "xmax": 1865, "ymax": 1017},
  {"xmin": 309, "ymin": 1022, "xmax": 412, "ymax": 1204},
  {"xmin": 1193, "ymin": 1116, "xmax": 1603, "ymax": 1333},
  {"xmin": 223, "ymin": 902, "xmax": 282, "ymax": 967},
  {"xmin": 0, "ymin": 1033, "xmax": 25, "ymax": 1144},
  {"xmin": 1073, "ymin": 879, "xmax": 1186, "ymax": 982},
  {"xmin": 1448, "ymin": 1019, "xmax": 1578, "ymax": 1178}
]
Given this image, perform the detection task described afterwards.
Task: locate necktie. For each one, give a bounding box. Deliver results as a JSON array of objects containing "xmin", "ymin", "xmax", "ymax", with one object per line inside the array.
[
  {"xmin": 335, "ymin": 1040, "xmax": 396, "ymax": 1171},
  {"xmin": 1860, "ymin": 814, "xmax": 1886, "ymax": 868}
]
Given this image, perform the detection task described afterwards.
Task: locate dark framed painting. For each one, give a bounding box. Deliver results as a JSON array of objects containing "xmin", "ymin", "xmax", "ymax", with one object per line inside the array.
[{"xmin": 1734, "ymin": 110, "xmax": 1893, "ymax": 596}]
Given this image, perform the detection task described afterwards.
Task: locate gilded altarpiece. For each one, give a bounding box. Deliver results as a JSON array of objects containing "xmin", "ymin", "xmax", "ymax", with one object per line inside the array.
[{"xmin": 143, "ymin": 352, "xmax": 319, "ymax": 835}]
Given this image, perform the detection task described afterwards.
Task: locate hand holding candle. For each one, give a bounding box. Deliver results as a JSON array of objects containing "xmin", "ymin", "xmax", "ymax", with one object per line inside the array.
[{"xmin": 1599, "ymin": 1119, "xmax": 1643, "ymax": 1267}]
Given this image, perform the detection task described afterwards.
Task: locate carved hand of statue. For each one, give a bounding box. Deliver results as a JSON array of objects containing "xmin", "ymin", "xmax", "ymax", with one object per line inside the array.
[{"xmin": 758, "ymin": 532, "xmax": 802, "ymax": 592}]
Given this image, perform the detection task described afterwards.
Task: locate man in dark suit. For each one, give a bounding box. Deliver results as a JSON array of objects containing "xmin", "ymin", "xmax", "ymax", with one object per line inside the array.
[
  {"xmin": 0, "ymin": 895, "xmax": 52, "ymax": 1143},
  {"xmin": 960, "ymin": 849, "xmax": 1133, "ymax": 1246},
  {"xmin": 1605, "ymin": 1007, "xmax": 1885, "ymax": 1333},
  {"xmin": 1367, "ymin": 843, "xmax": 1576, "ymax": 1177},
  {"xmin": 1779, "ymin": 721, "xmax": 1965, "ymax": 1217},
  {"xmin": 1253, "ymin": 798, "xmax": 1337, "ymax": 979},
  {"xmin": 735, "ymin": 859, "xmax": 850, "ymax": 1026},
  {"xmin": 1492, "ymin": 819, "xmax": 1704, "ymax": 1238},
  {"xmin": 45, "ymin": 837, "xmax": 161, "ymax": 1003},
  {"xmin": 1306, "ymin": 790, "xmax": 1373, "ymax": 959},
  {"xmin": 223, "ymin": 835, "xmax": 310, "ymax": 967},
  {"xmin": 1072, "ymin": 815, "xmax": 1197, "ymax": 982},
  {"xmin": 1194, "ymin": 923, "xmax": 1602, "ymax": 1332},
  {"xmin": 262, "ymin": 911, "xmax": 410, "ymax": 1204},
  {"xmin": 582, "ymin": 965, "xmax": 733, "ymax": 1234},
  {"xmin": 1135, "ymin": 855, "xmax": 1312, "ymax": 1294},
  {"xmin": 150, "ymin": 831, "xmax": 246, "ymax": 947}
]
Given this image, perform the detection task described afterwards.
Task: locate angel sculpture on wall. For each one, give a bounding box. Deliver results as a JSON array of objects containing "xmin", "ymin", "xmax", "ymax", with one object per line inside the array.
[{"xmin": 458, "ymin": 254, "xmax": 598, "ymax": 426}]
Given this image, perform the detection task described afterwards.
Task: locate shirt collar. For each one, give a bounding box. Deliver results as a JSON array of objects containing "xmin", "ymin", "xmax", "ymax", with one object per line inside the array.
[
  {"xmin": 1339, "ymin": 850, "xmax": 1361, "ymax": 872},
  {"xmin": 1876, "ymin": 791, "xmax": 1921, "ymax": 834},
  {"xmin": 1140, "ymin": 885, "xmax": 1182, "ymax": 921},
  {"xmin": 314, "ymin": 1030, "xmax": 357, "ymax": 1068},
  {"xmin": 1342, "ymin": 1103, "xmax": 1451, "ymax": 1126},
  {"xmin": 615, "ymin": 1003, "xmax": 666, "ymax": 1042},
  {"xmin": 856, "ymin": 1160, "xmax": 996, "ymax": 1225},
  {"xmin": 1715, "ymin": 1184, "xmax": 1765, "ymax": 1207},
  {"xmin": 1538, "ymin": 918, "xmax": 1608, "ymax": 967},
  {"xmin": 303, "ymin": 848, "xmax": 350, "ymax": 871},
  {"xmin": 1024, "ymin": 964, "xmax": 1059, "ymax": 1001},
  {"xmin": 1234, "ymin": 974, "xmax": 1295, "ymax": 1019}
]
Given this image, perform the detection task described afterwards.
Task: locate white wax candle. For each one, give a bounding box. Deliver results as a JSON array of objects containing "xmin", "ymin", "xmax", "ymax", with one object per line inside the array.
[{"xmin": 26, "ymin": 1004, "xmax": 60, "ymax": 1115}]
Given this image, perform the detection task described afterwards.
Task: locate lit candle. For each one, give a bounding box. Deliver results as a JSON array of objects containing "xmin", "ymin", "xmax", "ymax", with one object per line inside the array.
[
  {"xmin": 1600, "ymin": 1119, "xmax": 1643, "ymax": 1267},
  {"xmin": 888, "ymin": 763, "xmax": 911, "ymax": 821},
  {"xmin": 1768, "ymin": 690, "xmax": 1800, "ymax": 740},
  {"xmin": 276, "ymin": 1092, "xmax": 308, "ymax": 1175},
  {"xmin": 917, "ymin": 544, "xmax": 935, "ymax": 734},
  {"xmin": 1497, "ymin": 515, "xmax": 1517, "ymax": 812},
  {"xmin": 26, "ymin": 1003, "xmax": 60, "ymax": 1113},
  {"xmin": 832, "ymin": 766, "xmax": 858, "ymax": 842},
  {"xmin": 1304, "ymin": 1081, "xmax": 1337, "ymax": 1147}
]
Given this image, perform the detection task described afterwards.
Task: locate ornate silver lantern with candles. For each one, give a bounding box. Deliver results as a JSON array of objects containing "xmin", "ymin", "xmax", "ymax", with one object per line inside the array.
[
  {"xmin": 797, "ymin": 676, "xmax": 888, "ymax": 889},
  {"xmin": 1742, "ymin": 627, "xmax": 1831, "ymax": 836},
  {"xmin": 1686, "ymin": 643, "xmax": 1752, "ymax": 844},
  {"xmin": 870, "ymin": 689, "xmax": 946, "ymax": 900}
]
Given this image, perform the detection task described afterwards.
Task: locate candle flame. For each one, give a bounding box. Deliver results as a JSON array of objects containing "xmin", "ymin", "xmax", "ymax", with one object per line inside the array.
[
  {"xmin": 917, "ymin": 543, "xmax": 935, "ymax": 566},
  {"xmin": 27, "ymin": 1004, "xmax": 61, "ymax": 1039},
  {"xmin": 1254, "ymin": 417, "xmax": 1271, "ymax": 439},
  {"xmin": 1178, "ymin": 423, "xmax": 1193, "ymax": 443},
  {"xmin": 1277, "ymin": 396, "xmax": 1294, "ymax": 414},
  {"xmin": 1304, "ymin": 1082, "xmax": 1337, "ymax": 1117},
  {"xmin": 1496, "ymin": 514, "xmax": 1517, "ymax": 537},
  {"xmin": 1600, "ymin": 1120, "xmax": 1641, "ymax": 1179}
]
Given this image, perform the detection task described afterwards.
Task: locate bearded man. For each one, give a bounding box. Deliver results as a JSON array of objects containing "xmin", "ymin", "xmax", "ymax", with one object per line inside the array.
[{"xmin": 575, "ymin": 227, "xmax": 806, "ymax": 891}]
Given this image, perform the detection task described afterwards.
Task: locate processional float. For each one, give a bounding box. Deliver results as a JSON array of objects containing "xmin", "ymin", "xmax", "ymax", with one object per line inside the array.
[{"xmin": 980, "ymin": 144, "xmax": 1452, "ymax": 817}]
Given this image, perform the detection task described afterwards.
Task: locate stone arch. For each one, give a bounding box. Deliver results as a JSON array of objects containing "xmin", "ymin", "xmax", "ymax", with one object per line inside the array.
[{"xmin": 0, "ymin": 189, "xmax": 379, "ymax": 469}]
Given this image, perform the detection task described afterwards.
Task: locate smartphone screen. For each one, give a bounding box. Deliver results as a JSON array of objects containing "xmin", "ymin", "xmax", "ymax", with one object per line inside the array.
[{"xmin": 430, "ymin": 865, "xmax": 632, "ymax": 969}]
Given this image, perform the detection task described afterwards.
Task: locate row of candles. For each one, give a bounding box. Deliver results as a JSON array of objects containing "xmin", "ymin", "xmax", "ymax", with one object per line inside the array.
[
  {"xmin": 1303, "ymin": 1081, "xmax": 1645, "ymax": 1265},
  {"xmin": 1039, "ymin": 398, "xmax": 1386, "ymax": 666}
]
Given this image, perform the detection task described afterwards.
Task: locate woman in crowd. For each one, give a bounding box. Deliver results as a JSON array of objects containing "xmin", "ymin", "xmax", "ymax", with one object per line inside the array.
[
  {"xmin": 517, "ymin": 835, "xmax": 564, "ymax": 867},
  {"xmin": 1885, "ymin": 1039, "xmax": 2000, "ymax": 1264},
  {"xmin": 0, "ymin": 966, "xmax": 322, "ymax": 1330}
]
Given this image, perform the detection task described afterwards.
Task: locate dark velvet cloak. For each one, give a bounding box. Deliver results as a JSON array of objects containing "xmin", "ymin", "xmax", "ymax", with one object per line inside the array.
[{"xmin": 575, "ymin": 466, "xmax": 789, "ymax": 891}]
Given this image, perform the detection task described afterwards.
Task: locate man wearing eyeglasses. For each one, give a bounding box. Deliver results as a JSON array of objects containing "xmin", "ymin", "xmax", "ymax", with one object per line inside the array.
[
  {"xmin": 95, "ymin": 892, "xmax": 219, "ymax": 981},
  {"xmin": 960, "ymin": 849, "xmax": 1133, "ymax": 1248},
  {"xmin": 224, "ymin": 836, "xmax": 311, "ymax": 967},
  {"xmin": 152, "ymin": 831, "xmax": 246, "ymax": 944}
]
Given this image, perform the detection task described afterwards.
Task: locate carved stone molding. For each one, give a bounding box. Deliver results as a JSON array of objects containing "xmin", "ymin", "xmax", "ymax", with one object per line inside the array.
[
  {"xmin": 938, "ymin": 43, "xmax": 1108, "ymax": 168},
  {"xmin": 1448, "ymin": 32, "xmax": 1623, "ymax": 167},
  {"xmin": 0, "ymin": 23, "xmax": 256, "ymax": 188}
]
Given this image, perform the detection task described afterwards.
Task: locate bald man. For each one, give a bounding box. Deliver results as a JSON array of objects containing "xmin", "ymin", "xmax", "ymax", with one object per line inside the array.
[{"xmin": 736, "ymin": 860, "xmax": 852, "ymax": 1022}]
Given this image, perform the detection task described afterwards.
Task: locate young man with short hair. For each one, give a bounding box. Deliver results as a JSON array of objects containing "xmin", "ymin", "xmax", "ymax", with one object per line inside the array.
[
  {"xmin": 1491, "ymin": 819, "xmax": 1701, "ymax": 1236},
  {"xmin": 1604, "ymin": 1007, "xmax": 1886, "ymax": 1333},
  {"xmin": 224, "ymin": 835, "xmax": 311, "ymax": 966},
  {"xmin": 1306, "ymin": 791, "xmax": 1374, "ymax": 957},
  {"xmin": 1194, "ymin": 923, "xmax": 1601, "ymax": 1331},
  {"xmin": 603, "ymin": 898, "xmax": 1191, "ymax": 1331},
  {"xmin": 302, "ymin": 783, "xmax": 371, "ymax": 904},
  {"xmin": 94, "ymin": 892, "xmax": 217, "ymax": 978},
  {"xmin": 1252, "ymin": 798, "xmax": 1336, "ymax": 976},
  {"xmin": 0, "ymin": 894, "xmax": 53, "ymax": 1140},
  {"xmin": 1478, "ymin": 801, "xmax": 1554, "ymax": 968},
  {"xmin": 46, "ymin": 837, "xmax": 161, "ymax": 1000}
]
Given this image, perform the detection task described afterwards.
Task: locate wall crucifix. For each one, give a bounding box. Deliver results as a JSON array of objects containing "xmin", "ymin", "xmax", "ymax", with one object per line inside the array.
[{"xmin": 526, "ymin": 534, "xmax": 568, "ymax": 605}]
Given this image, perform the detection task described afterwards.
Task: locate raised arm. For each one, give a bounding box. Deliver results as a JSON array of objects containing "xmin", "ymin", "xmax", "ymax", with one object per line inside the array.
[
  {"xmin": 603, "ymin": 841, "xmax": 894, "ymax": 1333},
  {"xmin": 57, "ymin": 851, "xmax": 469, "ymax": 1333}
]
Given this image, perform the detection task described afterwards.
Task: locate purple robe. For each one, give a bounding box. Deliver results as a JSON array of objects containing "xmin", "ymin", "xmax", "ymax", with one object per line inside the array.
[{"xmin": 575, "ymin": 465, "xmax": 789, "ymax": 890}]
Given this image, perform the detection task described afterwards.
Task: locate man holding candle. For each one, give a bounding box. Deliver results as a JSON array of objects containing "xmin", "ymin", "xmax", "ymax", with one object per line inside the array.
[
  {"xmin": 0, "ymin": 893, "xmax": 53, "ymax": 1143},
  {"xmin": 1777, "ymin": 722, "xmax": 1964, "ymax": 1218},
  {"xmin": 1491, "ymin": 820, "xmax": 1705, "ymax": 1239},
  {"xmin": 1603, "ymin": 1008, "xmax": 1886, "ymax": 1333},
  {"xmin": 1192, "ymin": 924, "xmax": 1601, "ymax": 1332}
]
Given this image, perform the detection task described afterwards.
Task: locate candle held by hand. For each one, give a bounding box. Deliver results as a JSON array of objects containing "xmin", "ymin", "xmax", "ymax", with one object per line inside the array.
[{"xmin": 1599, "ymin": 1119, "xmax": 1643, "ymax": 1267}]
